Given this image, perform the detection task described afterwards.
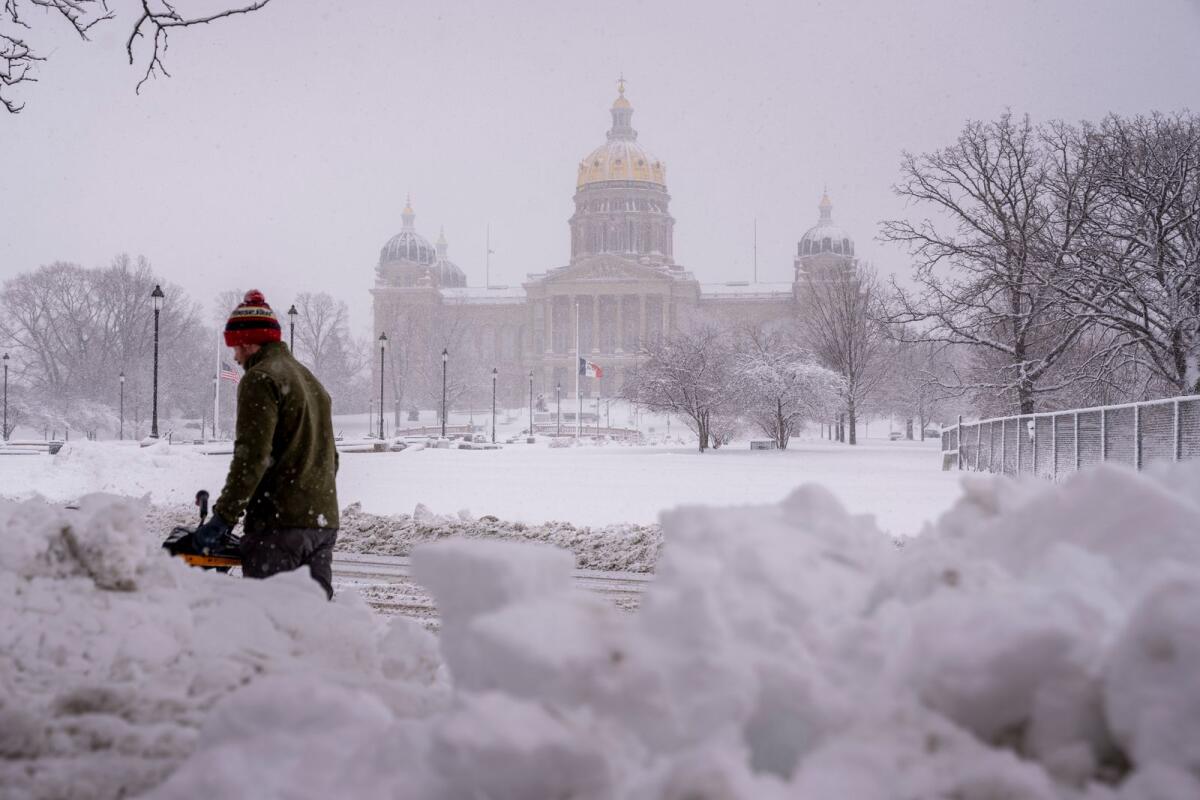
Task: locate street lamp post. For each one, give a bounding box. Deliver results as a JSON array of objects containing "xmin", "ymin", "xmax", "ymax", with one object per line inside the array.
[
  {"xmin": 2, "ymin": 353, "xmax": 9, "ymax": 442},
  {"xmin": 528, "ymin": 370, "xmax": 534, "ymax": 438},
  {"xmin": 287, "ymin": 304, "xmax": 298, "ymax": 352},
  {"xmin": 150, "ymin": 284, "xmax": 164, "ymax": 439},
  {"xmin": 378, "ymin": 333, "xmax": 387, "ymax": 439},
  {"xmin": 119, "ymin": 371, "xmax": 125, "ymax": 440},
  {"xmin": 441, "ymin": 348, "xmax": 448, "ymax": 438},
  {"xmin": 491, "ymin": 367, "xmax": 497, "ymax": 443},
  {"xmin": 556, "ymin": 382, "xmax": 562, "ymax": 436}
]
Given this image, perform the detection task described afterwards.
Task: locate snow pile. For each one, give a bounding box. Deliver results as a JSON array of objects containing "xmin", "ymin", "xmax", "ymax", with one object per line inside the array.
[
  {"xmin": 0, "ymin": 494, "xmax": 446, "ymax": 800},
  {"xmin": 7, "ymin": 462, "xmax": 1200, "ymax": 798},
  {"xmin": 2, "ymin": 440, "xmax": 219, "ymax": 507},
  {"xmin": 335, "ymin": 501, "xmax": 663, "ymax": 573}
]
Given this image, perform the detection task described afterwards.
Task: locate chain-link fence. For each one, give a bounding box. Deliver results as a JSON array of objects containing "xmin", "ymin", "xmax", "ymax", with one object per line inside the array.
[{"xmin": 942, "ymin": 395, "xmax": 1200, "ymax": 479}]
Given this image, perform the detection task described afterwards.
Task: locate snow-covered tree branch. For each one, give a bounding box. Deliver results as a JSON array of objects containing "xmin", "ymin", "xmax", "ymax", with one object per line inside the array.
[
  {"xmin": 797, "ymin": 260, "xmax": 889, "ymax": 444},
  {"xmin": 1, "ymin": 0, "xmax": 273, "ymax": 113},
  {"xmin": 621, "ymin": 325, "xmax": 738, "ymax": 453},
  {"xmin": 881, "ymin": 112, "xmax": 1097, "ymax": 414},
  {"xmin": 733, "ymin": 326, "xmax": 843, "ymax": 449}
]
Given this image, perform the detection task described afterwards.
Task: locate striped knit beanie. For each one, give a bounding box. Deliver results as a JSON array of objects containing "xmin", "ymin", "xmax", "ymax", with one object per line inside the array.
[{"xmin": 224, "ymin": 290, "xmax": 282, "ymax": 347}]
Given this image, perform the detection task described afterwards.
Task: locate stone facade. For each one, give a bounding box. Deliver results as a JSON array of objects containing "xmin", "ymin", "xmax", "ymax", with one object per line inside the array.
[{"xmin": 371, "ymin": 83, "xmax": 854, "ymax": 409}]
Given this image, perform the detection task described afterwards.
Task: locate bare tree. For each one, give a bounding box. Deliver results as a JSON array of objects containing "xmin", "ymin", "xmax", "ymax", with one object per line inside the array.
[
  {"xmin": 878, "ymin": 337, "xmax": 959, "ymax": 439},
  {"xmin": 2, "ymin": 0, "xmax": 273, "ymax": 113},
  {"xmin": 735, "ymin": 326, "xmax": 843, "ymax": 449},
  {"xmin": 882, "ymin": 112, "xmax": 1102, "ymax": 414},
  {"xmin": 622, "ymin": 325, "xmax": 736, "ymax": 452},
  {"xmin": 798, "ymin": 261, "xmax": 889, "ymax": 444},
  {"xmin": 1, "ymin": 257, "xmax": 209, "ymax": 436},
  {"xmin": 1, "ymin": 389, "xmax": 22, "ymax": 438},
  {"xmin": 1050, "ymin": 112, "xmax": 1200, "ymax": 395},
  {"xmin": 292, "ymin": 292, "xmax": 367, "ymax": 402}
]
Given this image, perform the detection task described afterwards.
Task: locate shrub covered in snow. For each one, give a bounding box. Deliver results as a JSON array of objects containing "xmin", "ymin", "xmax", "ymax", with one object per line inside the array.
[
  {"xmin": 335, "ymin": 501, "xmax": 663, "ymax": 573},
  {"xmin": 5, "ymin": 462, "xmax": 1200, "ymax": 799}
]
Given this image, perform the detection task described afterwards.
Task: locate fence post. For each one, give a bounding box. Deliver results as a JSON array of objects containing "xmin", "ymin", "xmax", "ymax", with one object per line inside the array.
[
  {"xmin": 1001, "ymin": 418, "xmax": 1008, "ymax": 475},
  {"xmin": 957, "ymin": 415, "xmax": 963, "ymax": 470},
  {"xmin": 975, "ymin": 423, "xmax": 982, "ymax": 471},
  {"xmin": 990, "ymin": 422, "xmax": 997, "ymax": 472},
  {"xmin": 1174, "ymin": 399, "xmax": 1181, "ymax": 462},
  {"xmin": 1100, "ymin": 408, "xmax": 1107, "ymax": 462},
  {"xmin": 1134, "ymin": 404, "xmax": 1142, "ymax": 470},
  {"xmin": 1032, "ymin": 416, "xmax": 1039, "ymax": 477},
  {"xmin": 1073, "ymin": 412, "xmax": 1080, "ymax": 471},
  {"xmin": 1051, "ymin": 415, "xmax": 1058, "ymax": 481},
  {"xmin": 1016, "ymin": 417, "xmax": 1023, "ymax": 475}
]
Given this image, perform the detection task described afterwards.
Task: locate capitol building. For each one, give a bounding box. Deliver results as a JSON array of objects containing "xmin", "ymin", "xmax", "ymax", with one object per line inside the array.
[{"xmin": 371, "ymin": 82, "xmax": 856, "ymax": 409}]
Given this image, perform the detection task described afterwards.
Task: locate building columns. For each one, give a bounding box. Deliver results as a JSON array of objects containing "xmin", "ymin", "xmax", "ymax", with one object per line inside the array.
[
  {"xmin": 616, "ymin": 296, "xmax": 625, "ymax": 354},
  {"xmin": 570, "ymin": 296, "xmax": 579, "ymax": 356},
  {"xmin": 639, "ymin": 295, "xmax": 647, "ymax": 349},
  {"xmin": 591, "ymin": 296, "xmax": 600, "ymax": 354}
]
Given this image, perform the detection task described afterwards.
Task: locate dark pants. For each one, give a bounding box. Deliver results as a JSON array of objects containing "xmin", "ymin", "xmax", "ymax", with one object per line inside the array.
[{"xmin": 241, "ymin": 528, "xmax": 338, "ymax": 600}]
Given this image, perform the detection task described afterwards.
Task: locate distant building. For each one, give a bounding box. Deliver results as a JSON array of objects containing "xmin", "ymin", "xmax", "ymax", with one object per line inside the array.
[{"xmin": 371, "ymin": 82, "xmax": 855, "ymax": 409}]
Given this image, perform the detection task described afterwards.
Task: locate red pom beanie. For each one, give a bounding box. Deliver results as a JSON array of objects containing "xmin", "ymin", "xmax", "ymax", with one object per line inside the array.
[{"xmin": 224, "ymin": 290, "xmax": 282, "ymax": 347}]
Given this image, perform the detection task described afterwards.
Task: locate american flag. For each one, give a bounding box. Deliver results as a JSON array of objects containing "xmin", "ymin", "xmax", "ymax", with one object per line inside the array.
[{"xmin": 219, "ymin": 360, "xmax": 241, "ymax": 384}]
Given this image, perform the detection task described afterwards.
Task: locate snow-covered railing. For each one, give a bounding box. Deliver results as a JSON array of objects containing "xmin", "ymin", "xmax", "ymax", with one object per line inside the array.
[
  {"xmin": 533, "ymin": 423, "xmax": 642, "ymax": 441},
  {"xmin": 943, "ymin": 394, "xmax": 1200, "ymax": 479}
]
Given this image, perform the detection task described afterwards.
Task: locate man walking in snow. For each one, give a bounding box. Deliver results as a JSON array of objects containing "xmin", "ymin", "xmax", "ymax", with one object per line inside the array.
[{"xmin": 193, "ymin": 290, "xmax": 340, "ymax": 599}]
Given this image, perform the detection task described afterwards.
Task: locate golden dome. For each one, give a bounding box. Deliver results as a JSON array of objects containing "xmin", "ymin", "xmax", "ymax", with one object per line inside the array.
[
  {"xmin": 576, "ymin": 80, "xmax": 666, "ymax": 189},
  {"xmin": 577, "ymin": 141, "xmax": 665, "ymax": 188}
]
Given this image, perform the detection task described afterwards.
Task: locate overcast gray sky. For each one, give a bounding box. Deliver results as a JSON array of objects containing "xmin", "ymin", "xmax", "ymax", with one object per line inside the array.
[{"xmin": 2, "ymin": 0, "xmax": 1198, "ymax": 329}]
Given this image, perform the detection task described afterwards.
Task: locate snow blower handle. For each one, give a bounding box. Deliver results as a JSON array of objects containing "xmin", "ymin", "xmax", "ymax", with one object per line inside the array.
[{"xmin": 195, "ymin": 490, "xmax": 210, "ymax": 525}]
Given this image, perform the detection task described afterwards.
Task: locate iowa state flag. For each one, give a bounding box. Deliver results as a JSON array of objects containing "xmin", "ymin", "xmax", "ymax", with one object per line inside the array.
[{"xmin": 578, "ymin": 357, "xmax": 603, "ymax": 378}]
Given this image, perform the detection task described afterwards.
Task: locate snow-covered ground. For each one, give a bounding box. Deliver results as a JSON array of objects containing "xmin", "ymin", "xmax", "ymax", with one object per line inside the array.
[
  {"xmin": 0, "ymin": 435, "xmax": 955, "ymax": 536},
  {"xmin": 4, "ymin": 461, "xmax": 1200, "ymax": 799}
]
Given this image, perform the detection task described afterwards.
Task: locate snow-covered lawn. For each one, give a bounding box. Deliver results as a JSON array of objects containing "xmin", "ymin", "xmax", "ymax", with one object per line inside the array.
[
  {"xmin": 4, "ymin": 462, "xmax": 1200, "ymax": 799},
  {"xmin": 0, "ymin": 437, "xmax": 956, "ymax": 536}
]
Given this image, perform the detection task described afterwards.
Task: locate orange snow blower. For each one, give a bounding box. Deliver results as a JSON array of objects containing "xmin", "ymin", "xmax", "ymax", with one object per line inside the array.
[{"xmin": 162, "ymin": 490, "xmax": 243, "ymax": 571}]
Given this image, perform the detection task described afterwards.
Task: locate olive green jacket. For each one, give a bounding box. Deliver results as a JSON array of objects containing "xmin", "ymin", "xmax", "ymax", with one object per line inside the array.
[{"xmin": 214, "ymin": 342, "xmax": 340, "ymax": 533}]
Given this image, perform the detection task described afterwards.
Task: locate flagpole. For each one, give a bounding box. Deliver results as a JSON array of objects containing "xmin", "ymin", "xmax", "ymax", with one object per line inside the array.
[
  {"xmin": 213, "ymin": 330, "xmax": 221, "ymax": 442},
  {"xmin": 575, "ymin": 300, "xmax": 581, "ymax": 438}
]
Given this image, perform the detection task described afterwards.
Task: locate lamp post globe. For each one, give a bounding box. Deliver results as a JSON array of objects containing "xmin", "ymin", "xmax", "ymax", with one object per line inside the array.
[
  {"xmin": 149, "ymin": 284, "xmax": 165, "ymax": 439},
  {"xmin": 377, "ymin": 333, "xmax": 387, "ymax": 440},
  {"xmin": 441, "ymin": 348, "xmax": 448, "ymax": 438},
  {"xmin": 287, "ymin": 304, "xmax": 298, "ymax": 352},
  {"xmin": 491, "ymin": 367, "xmax": 498, "ymax": 444}
]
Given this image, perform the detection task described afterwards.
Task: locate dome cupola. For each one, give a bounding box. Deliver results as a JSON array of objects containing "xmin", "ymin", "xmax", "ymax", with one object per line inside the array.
[
  {"xmin": 576, "ymin": 79, "xmax": 666, "ymax": 189},
  {"xmin": 379, "ymin": 197, "xmax": 437, "ymax": 267},
  {"xmin": 798, "ymin": 192, "xmax": 855, "ymax": 257},
  {"xmin": 568, "ymin": 79, "xmax": 676, "ymax": 267}
]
